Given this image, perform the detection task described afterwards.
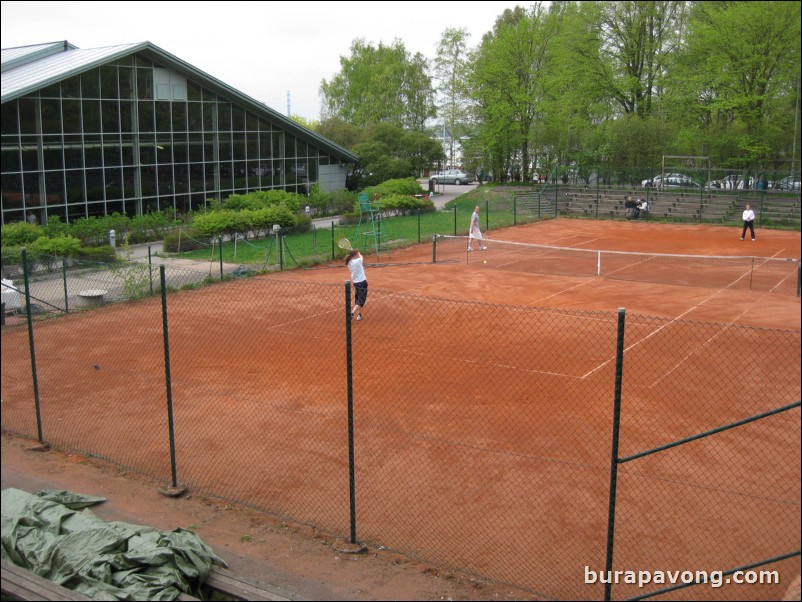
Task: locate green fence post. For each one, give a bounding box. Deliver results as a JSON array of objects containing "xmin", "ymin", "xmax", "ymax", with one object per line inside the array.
[
  {"xmin": 604, "ymin": 308, "xmax": 627, "ymax": 602},
  {"xmin": 148, "ymin": 244, "xmax": 154, "ymax": 295},
  {"xmin": 453, "ymin": 205, "xmax": 457, "ymax": 236},
  {"xmin": 62, "ymin": 257, "xmax": 69, "ymax": 313},
  {"xmin": 331, "ymin": 222, "xmax": 335, "ymax": 260},
  {"xmin": 160, "ymin": 265, "xmax": 178, "ymax": 488},
  {"xmin": 514, "ymin": 196, "xmax": 517, "ymax": 226},
  {"xmin": 345, "ymin": 281, "xmax": 357, "ymax": 544},
  {"xmin": 21, "ymin": 248, "xmax": 44, "ymax": 443},
  {"xmin": 485, "ymin": 199, "xmax": 489, "ymax": 232},
  {"xmin": 218, "ymin": 236, "xmax": 224, "ymax": 280}
]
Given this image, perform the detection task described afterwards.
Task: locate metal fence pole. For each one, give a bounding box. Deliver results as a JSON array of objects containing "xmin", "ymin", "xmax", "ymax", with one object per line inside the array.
[
  {"xmin": 148, "ymin": 245, "xmax": 154, "ymax": 295},
  {"xmin": 604, "ymin": 307, "xmax": 627, "ymax": 602},
  {"xmin": 21, "ymin": 248, "xmax": 44, "ymax": 443},
  {"xmin": 160, "ymin": 265, "xmax": 178, "ymax": 488},
  {"xmin": 218, "ymin": 236, "xmax": 224, "ymax": 280},
  {"xmin": 62, "ymin": 257, "xmax": 69, "ymax": 313},
  {"xmin": 345, "ymin": 281, "xmax": 357, "ymax": 544}
]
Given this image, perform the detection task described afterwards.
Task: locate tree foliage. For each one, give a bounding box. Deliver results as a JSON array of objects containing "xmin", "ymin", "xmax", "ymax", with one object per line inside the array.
[
  {"xmin": 320, "ymin": 39, "xmax": 436, "ymax": 130},
  {"xmin": 317, "ymin": 1, "xmax": 800, "ymax": 180}
]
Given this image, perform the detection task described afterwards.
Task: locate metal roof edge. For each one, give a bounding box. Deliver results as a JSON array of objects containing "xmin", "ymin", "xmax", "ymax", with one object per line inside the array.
[
  {"xmin": 1, "ymin": 40, "xmax": 358, "ymax": 163},
  {"xmin": 139, "ymin": 42, "xmax": 358, "ymax": 162}
]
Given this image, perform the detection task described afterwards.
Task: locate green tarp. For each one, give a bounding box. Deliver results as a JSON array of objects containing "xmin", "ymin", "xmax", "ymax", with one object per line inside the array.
[{"xmin": 1, "ymin": 487, "xmax": 227, "ymax": 600}]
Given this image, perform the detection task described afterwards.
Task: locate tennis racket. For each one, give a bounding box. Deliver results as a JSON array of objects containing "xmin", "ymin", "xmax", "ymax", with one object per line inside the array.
[{"xmin": 338, "ymin": 238, "xmax": 353, "ymax": 250}]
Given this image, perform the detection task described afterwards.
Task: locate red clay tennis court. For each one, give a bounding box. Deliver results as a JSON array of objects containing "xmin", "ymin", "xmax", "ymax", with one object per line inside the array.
[{"xmin": 2, "ymin": 218, "xmax": 799, "ymax": 600}]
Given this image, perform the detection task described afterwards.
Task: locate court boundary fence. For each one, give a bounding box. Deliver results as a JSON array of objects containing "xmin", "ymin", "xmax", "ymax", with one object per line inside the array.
[{"xmin": 2, "ymin": 263, "xmax": 800, "ymax": 600}]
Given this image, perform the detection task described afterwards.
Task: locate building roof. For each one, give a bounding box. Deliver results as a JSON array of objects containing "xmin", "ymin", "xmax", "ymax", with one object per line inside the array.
[{"xmin": 1, "ymin": 40, "xmax": 358, "ymax": 163}]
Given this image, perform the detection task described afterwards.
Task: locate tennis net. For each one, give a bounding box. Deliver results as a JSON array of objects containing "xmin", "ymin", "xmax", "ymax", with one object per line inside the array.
[{"xmin": 434, "ymin": 235, "xmax": 800, "ymax": 295}]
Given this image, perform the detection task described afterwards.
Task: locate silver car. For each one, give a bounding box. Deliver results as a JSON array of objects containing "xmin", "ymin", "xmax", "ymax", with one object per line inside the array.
[{"xmin": 430, "ymin": 169, "xmax": 475, "ymax": 185}]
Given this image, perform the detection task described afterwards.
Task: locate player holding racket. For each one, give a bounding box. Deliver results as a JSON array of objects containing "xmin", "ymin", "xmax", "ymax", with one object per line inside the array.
[
  {"xmin": 468, "ymin": 205, "xmax": 487, "ymax": 251},
  {"xmin": 345, "ymin": 247, "xmax": 368, "ymax": 321}
]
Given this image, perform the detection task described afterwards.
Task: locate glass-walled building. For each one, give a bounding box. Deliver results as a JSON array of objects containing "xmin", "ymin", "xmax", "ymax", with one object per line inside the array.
[{"xmin": 1, "ymin": 41, "xmax": 358, "ymax": 225}]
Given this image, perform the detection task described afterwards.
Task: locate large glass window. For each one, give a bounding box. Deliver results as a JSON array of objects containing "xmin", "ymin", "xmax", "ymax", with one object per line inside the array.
[
  {"xmin": 119, "ymin": 68, "xmax": 134, "ymax": 100},
  {"xmin": 218, "ymin": 103, "xmax": 231, "ymax": 132},
  {"xmin": 40, "ymin": 99, "xmax": 62, "ymax": 134},
  {"xmin": 81, "ymin": 70, "xmax": 100, "ymax": 99},
  {"xmin": 103, "ymin": 136, "xmax": 122, "ymax": 167},
  {"xmin": 137, "ymin": 68, "xmax": 153, "ymax": 100},
  {"xmin": 172, "ymin": 102, "xmax": 187, "ymax": 133},
  {"xmin": 62, "ymin": 99, "xmax": 82, "ymax": 133},
  {"xmin": 2, "ymin": 144, "xmax": 21, "ymax": 173},
  {"xmin": 2, "ymin": 50, "xmax": 348, "ymax": 225},
  {"xmin": 83, "ymin": 100, "xmax": 102, "ymax": 134},
  {"xmin": 44, "ymin": 171, "xmax": 65, "ymax": 204},
  {"xmin": 43, "ymin": 136, "xmax": 64, "ymax": 170},
  {"xmin": 232, "ymin": 106, "xmax": 244, "ymax": 131},
  {"xmin": 19, "ymin": 99, "xmax": 38, "ymax": 135},
  {"xmin": 62, "ymin": 76, "xmax": 80, "ymax": 99},
  {"xmin": 85, "ymin": 169, "xmax": 104, "ymax": 201},
  {"xmin": 102, "ymin": 100, "xmax": 120, "ymax": 133},
  {"xmin": 63, "ymin": 137, "xmax": 83, "ymax": 169},
  {"xmin": 155, "ymin": 102, "xmax": 171, "ymax": 132},
  {"xmin": 100, "ymin": 66, "xmax": 118, "ymax": 99},
  {"xmin": 20, "ymin": 137, "xmax": 39, "ymax": 170},
  {"xmin": 138, "ymin": 101, "xmax": 155, "ymax": 132},
  {"xmin": 120, "ymin": 100, "xmax": 134, "ymax": 133}
]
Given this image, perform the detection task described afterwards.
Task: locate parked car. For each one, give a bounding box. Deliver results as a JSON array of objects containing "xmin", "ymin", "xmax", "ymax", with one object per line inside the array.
[
  {"xmin": 717, "ymin": 174, "xmax": 755, "ymax": 190},
  {"xmin": 776, "ymin": 175, "xmax": 801, "ymax": 191},
  {"xmin": 429, "ymin": 169, "xmax": 475, "ymax": 185},
  {"xmin": 641, "ymin": 173, "xmax": 701, "ymax": 189}
]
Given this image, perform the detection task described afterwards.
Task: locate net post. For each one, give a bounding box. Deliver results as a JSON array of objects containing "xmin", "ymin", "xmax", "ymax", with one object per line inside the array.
[
  {"xmin": 432, "ymin": 235, "xmax": 437, "ymax": 264},
  {"xmin": 597, "ymin": 250, "xmax": 602, "ymax": 276},
  {"xmin": 797, "ymin": 262, "xmax": 801, "ymax": 298}
]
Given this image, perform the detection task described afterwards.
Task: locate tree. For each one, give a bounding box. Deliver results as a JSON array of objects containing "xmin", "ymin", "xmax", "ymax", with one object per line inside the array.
[
  {"xmin": 320, "ymin": 39, "xmax": 436, "ymax": 130},
  {"xmin": 433, "ymin": 28, "xmax": 472, "ymax": 167},
  {"xmin": 470, "ymin": 5, "xmax": 561, "ymax": 181},
  {"xmin": 675, "ymin": 1, "xmax": 801, "ymax": 174}
]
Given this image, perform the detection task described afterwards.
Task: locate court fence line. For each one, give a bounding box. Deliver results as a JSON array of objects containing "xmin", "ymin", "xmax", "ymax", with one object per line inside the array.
[
  {"xmin": 434, "ymin": 235, "xmax": 801, "ymax": 296},
  {"xmin": 2, "ymin": 263, "xmax": 800, "ymax": 601}
]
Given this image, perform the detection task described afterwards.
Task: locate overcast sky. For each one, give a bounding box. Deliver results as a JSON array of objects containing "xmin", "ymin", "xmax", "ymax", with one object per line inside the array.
[{"xmin": 1, "ymin": 1, "xmax": 530, "ymax": 121}]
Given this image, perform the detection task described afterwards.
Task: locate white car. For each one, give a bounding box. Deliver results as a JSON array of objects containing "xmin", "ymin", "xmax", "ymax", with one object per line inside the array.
[
  {"xmin": 429, "ymin": 169, "xmax": 475, "ymax": 185},
  {"xmin": 642, "ymin": 173, "xmax": 701, "ymax": 189}
]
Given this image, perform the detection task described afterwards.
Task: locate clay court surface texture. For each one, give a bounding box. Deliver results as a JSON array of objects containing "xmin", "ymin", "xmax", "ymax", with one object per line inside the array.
[
  {"xmin": 283, "ymin": 219, "xmax": 801, "ymax": 328},
  {"xmin": 2, "ymin": 219, "xmax": 800, "ymax": 600}
]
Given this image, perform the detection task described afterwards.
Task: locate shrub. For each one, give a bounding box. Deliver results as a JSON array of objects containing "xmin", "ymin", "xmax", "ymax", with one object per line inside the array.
[
  {"xmin": 78, "ymin": 245, "xmax": 117, "ymax": 263},
  {"xmin": 1, "ymin": 221, "xmax": 44, "ymax": 246},
  {"xmin": 163, "ymin": 228, "xmax": 209, "ymax": 253},
  {"xmin": 367, "ymin": 177, "xmax": 424, "ymax": 198}
]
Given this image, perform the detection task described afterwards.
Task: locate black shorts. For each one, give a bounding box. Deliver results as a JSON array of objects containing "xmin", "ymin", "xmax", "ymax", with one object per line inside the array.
[{"xmin": 354, "ymin": 280, "xmax": 368, "ymax": 307}]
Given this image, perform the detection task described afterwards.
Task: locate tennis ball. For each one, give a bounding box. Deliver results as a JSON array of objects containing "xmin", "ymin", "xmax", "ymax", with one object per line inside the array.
[{"xmin": 483, "ymin": 260, "xmax": 487, "ymax": 264}]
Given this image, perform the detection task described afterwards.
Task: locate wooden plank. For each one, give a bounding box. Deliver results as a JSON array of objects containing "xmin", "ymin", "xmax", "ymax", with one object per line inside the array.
[
  {"xmin": 0, "ymin": 560, "xmax": 92, "ymax": 601},
  {"xmin": 203, "ymin": 565, "xmax": 301, "ymax": 601}
]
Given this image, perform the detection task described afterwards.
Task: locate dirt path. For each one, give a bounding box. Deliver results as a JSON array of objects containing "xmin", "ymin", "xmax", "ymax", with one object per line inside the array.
[{"xmin": 1, "ymin": 433, "xmax": 537, "ymax": 601}]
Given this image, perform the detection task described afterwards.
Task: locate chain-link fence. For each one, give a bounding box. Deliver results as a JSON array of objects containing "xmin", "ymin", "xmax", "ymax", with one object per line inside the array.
[{"xmin": 2, "ymin": 263, "xmax": 800, "ymax": 600}]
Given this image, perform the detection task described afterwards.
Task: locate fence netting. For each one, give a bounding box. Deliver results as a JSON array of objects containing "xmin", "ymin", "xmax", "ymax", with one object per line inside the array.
[
  {"xmin": 2, "ymin": 274, "xmax": 799, "ymax": 600},
  {"xmin": 435, "ymin": 235, "xmax": 800, "ymax": 295}
]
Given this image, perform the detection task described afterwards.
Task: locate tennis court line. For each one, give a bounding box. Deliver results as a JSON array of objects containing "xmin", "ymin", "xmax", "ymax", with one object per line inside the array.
[{"xmin": 580, "ymin": 283, "xmax": 763, "ymax": 381}]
